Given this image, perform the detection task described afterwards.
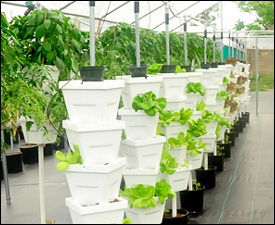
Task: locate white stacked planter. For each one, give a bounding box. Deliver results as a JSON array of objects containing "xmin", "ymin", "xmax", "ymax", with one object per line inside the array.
[
  {"xmin": 117, "ymin": 76, "xmax": 167, "ymax": 224},
  {"xmin": 60, "ymin": 80, "xmax": 127, "ymax": 224}
]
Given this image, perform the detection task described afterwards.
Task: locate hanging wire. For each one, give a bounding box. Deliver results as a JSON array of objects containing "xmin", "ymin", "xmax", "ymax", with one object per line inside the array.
[
  {"xmin": 147, "ymin": 1, "xmax": 151, "ymax": 30},
  {"xmin": 98, "ymin": 1, "xmax": 112, "ymax": 37}
]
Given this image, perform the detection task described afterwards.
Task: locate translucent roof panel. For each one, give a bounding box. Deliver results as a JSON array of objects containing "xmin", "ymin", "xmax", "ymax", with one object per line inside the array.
[{"xmin": 1, "ymin": 1, "xmax": 219, "ymax": 33}]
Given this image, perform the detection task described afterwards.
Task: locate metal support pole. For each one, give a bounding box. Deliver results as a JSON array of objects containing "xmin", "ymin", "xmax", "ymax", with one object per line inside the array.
[
  {"xmin": 89, "ymin": 1, "xmax": 95, "ymax": 66},
  {"xmin": 135, "ymin": 1, "xmax": 140, "ymax": 67},
  {"xmin": 184, "ymin": 15, "xmax": 188, "ymax": 66},
  {"xmin": 220, "ymin": 1, "xmax": 223, "ymax": 62},
  {"xmin": 204, "ymin": 24, "xmax": 207, "ymax": 64},
  {"xmin": 255, "ymin": 34, "xmax": 259, "ymax": 116},
  {"xmin": 232, "ymin": 35, "xmax": 234, "ymax": 57},
  {"xmin": 1, "ymin": 130, "xmax": 11, "ymax": 205},
  {"xmin": 165, "ymin": 3, "xmax": 170, "ymax": 65},
  {"xmin": 228, "ymin": 30, "xmax": 231, "ymax": 59},
  {"xmin": 38, "ymin": 144, "xmax": 46, "ymax": 224},
  {"xmin": 213, "ymin": 28, "xmax": 216, "ymax": 62}
]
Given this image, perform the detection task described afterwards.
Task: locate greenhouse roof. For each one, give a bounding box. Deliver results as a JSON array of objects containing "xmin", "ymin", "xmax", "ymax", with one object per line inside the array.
[{"xmin": 1, "ymin": 1, "xmax": 220, "ymax": 33}]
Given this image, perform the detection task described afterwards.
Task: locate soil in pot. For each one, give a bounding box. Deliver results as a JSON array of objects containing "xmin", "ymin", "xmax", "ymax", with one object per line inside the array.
[
  {"xmin": 80, "ymin": 66, "xmax": 104, "ymax": 81},
  {"xmin": 44, "ymin": 144, "xmax": 53, "ymax": 156},
  {"xmin": 19, "ymin": 144, "xmax": 38, "ymax": 164},
  {"xmin": 210, "ymin": 62, "xmax": 218, "ymax": 68},
  {"xmin": 195, "ymin": 166, "xmax": 217, "ymax": 189},
  {"xmin": 129, "ymin": 64, "xmax": 148, "ymax": 78},
  {"xmin": 162, "ymin": 209, "xmax": 190, "ymax": 224},
  {"xmin": 225, "ymin": 131, "xmax": 235, "ymax": 147},
  {"xmin": 181, "ymin": 65, "xmax": 191, "ymax": 72},
  {"xmin": 218, "ymin": 143, "xmax": 231, "ymax": 158},
  {"xmin": 180, "ymin": 184, "xmax": 205, "ymax": 213},
  {"xmin": 161, "ymin": 65, "xmax": 176, "ymax": 73},
  {"xmin": 6, "ymin": 152, "xmax": 23, "ymax": 173},
  {"xmin": 208, "ymin": 153, "xmax": 224, "ymax": 172}
]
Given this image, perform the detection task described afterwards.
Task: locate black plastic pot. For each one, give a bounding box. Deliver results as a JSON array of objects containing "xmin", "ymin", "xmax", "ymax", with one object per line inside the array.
[
  {"xmin": 242, "ymin": 112, "xmax": 250, "ymax": 123},
  {"xmin": 20, "ymin": 144, "xmax": 38, "ymax": 164},
  {"xmin": 201, "ymin": 62, "xmax": 210, "ymax": 69},
  {"xmin": 239, "ymin": 117, "xmax": 246, "ymax": 128},
  {"xmin": 210, "ymin": 62, "xmax": 218, "ymax": 68},
  {"xmin": 162, "ymin": 209, "xmax": 190, "ymax": 224},
  {"xmin": 225, "ymin": 131, "xmax": 235, "ymax": 147},
  {"xmin": 44, "ymin": 144, "xmax": 53, "ymax": 156},
  {"xmin": 80, "ymin": 66, "xmax": 104, "ymax": 81},
  {"xmin": 208, "ymin": 153, "xmax": 224, "ymax": 172},
  {"xmin": 53, "ymin": 135, "xmax": 65, "ymax": 150},
  {"xmin": 231, "ymin": 123, "xmax": 239, "ymax": 137},
  {"xmin": 181, "ymin": 65, "xmax": 191, "ymax": 72},
  {"xmin": 6, "ymin": 152, "xmax": 23, "ymax": 173},
  {"xmin": 237, "ymin": 120, "xmax": 244, "ymax": 133},
  {"xmin": 195, "ymin": 166, "xmax": 217, "ymax": 189},
  {"xmin": 217, "ymin": 142, "xmax": 231, "ymax": 158},
  {"xmin": 161, "ymin": 65, "xmax": 176, "ymax": 73},
  {"xmin": 218, "ymin": 62, "xmax": 226, "ymax": 65},
  {"xmin": 179, "ymin": 184, "xmax": 205, "ymax": 213},
  {"xmin": 18, "ymin": 126, "xmax": 24, "ymax": 140},
  {"xmin": 4, "ymin": 129, "xmax": 19, "ymax": 145},
  {"xmin": 129, "ymin": 64, "xmax": 148, "ymax": 78}
]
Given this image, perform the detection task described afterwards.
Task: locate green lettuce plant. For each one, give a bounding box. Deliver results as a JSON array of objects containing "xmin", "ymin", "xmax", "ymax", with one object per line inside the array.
[
  {"xmin": 163, "ymin": 132, "xmax": 189, "ymax": 149},
  {"xmin": 160, "ymin": 150, "xmax": 178, "ymax": 175},
  {"xmin": 132, "ymin": 91, "xmax": 169, "ymax": 117},
  {"xmin": 119, "ymin": 179, "xmax": 176, "ymax": 209},
  {"xmin": 216, "ymin": 91, "xmax": 230, "ymax": 100},
  {"xmin": 175, "ymin": 65, "xmax": 186, "ymax": 73},
  {"xmin": 187, "ymin": 119, "xmax": 207, "ymax": 137},
  {"xmin": 147, "ymin": 63, "xmax": 163, "ymax": 75},
  {"xmin": 55, "ymin": 144, "xmax": 82, "ymax": 171},
  {"xmin": 186, "ymin": 82, "xmax": 205, "ymax": 96},
  {"xmin": 223, "ymin": 76, "xmax": 230, "ymax": 85}
]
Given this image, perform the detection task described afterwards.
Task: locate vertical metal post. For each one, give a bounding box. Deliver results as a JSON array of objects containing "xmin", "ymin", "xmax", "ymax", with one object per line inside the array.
[
  {"xmin": 204, "ymin": 23, "xmax": 207, "ymax": 64},
  {"xmin": 232, "ymin": 34, "xmax": 234, "ymax": 57},
  {"xmin": 1, "ymin": 130, "xmax": 11, "ymax": 205},
  {"xmin": 236, "ymin": 38, "xmax": 239, "ymax": 60},
  {"xmin": 255, "ymin": 34, "xmax": 259, "ymax": 116},
  {"xmin": 135, "ymin": 1, "xmax": 140, "ymax": 67},
  {"xmin": 184, "ymin": 15, "xmax": 188, "ymax": 66},
  {"xmin": 213, "ymin": 28, "xmax": 216, "ymax": 62},
  {"xmin": 38, "ymin": 144, "xmax": 46, "ymax": 224},
  {"xmin": 165, "ymin": 2, "xmax": 170, "ymax": 65},
  {"xmin": 220, "ymin": 1, "xmax": 223, "ymax": 62},
  {"xmin": 228, "ymin": 30, "xmax": 231, "ymax": 59},
  {"xmin": 90, "ymin": 1, "xmax": 95, "ymax": 66}
]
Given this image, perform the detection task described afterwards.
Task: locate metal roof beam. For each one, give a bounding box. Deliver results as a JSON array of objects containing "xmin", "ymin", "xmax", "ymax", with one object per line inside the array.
[
  {"xmin": 152, "ymin": 1, "xmax": 200, "ymax": 30},
  {"xmin": 100, "ymin": 1, "xmax": 130, "ymax": 20},
  {"xmin": 59, "ymin": 1, "xmax": 76, "ymax": 11}
]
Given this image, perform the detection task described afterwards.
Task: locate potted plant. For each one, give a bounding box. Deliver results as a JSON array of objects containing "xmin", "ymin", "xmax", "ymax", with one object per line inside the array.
[
  {"xmin": 208, "ymin": 145, "xmax": 225, "ymax": 172},
  {"xmin": 119, "ymin": 179, "xmax": 176, "ymax": 224},
  {"xmin": 162, "ymin": 208, "xmax": 190, "ymax": 224},
  {"xmin": 184, "ymin": 82, "xmax": 205, "ymax": 111},
  {"xmin": 179, "ymin": 182, "xmax": 206, "ymax": 214},
  {"xmin": 195, "ymin": 165, "xmax": 217, "ymax": 189},
  {"xmin": 129, "ymin": 64, "xmax": 148, "ymax": 78},
  {"xmin": 217, "ymin": 135, "xmax": 232, "ymax": 158}
]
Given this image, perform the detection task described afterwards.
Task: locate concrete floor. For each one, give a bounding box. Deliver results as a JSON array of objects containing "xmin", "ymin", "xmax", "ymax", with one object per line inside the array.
[{"xmin": 1, "ymin": 91, "xmax": 274, "ymax": 224}]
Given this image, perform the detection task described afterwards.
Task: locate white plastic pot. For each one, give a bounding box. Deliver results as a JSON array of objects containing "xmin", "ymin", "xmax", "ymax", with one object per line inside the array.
[
  {"xmin": 203, "ymin": 85, "xmax": 219, "ymax": 105},
  {"xmin": 230, "ymin": 75, "xmax": 239, "ymax": 84},
  {"xmin": 184, "ymin": 71, "xmax": 202, "ymax": 83},
  {"xmin": 119, "ymin": 136, "xmax": 166, "ymax": 170},
  {"xmin": 116, "ymin": 75, "xmax": 163, "ymax": 109},
  {"xmin": 20, "ymin": 117, "xmax": 57, "ymax": 144},
  {"xmin": 190, "ymin": 111, "xmax": 202, "ymax": 121},
  {"xmin": 166, "ymin": 145, "xmax": 187, "ymax": 167},
  {"xmin": 122, "ymin": 166, "xmax": 161, "ymax": 188},
  {"xmin": 204, "ymin": 121, "xmax": 218, "ymax": 135},
  {"xmin": 215, "ymin": 99, "xmax": 226, "ymax": 112},
  {"xmin": 205, "ymin": 102, "xmax": 217, "ymax": 114},
  {"xmin": 65, "ymin": 157, "xmax": 126, "ymax": 206},
  {"xmin": 194, "ymin": 134, "xmax": 217, "ymax": 153},
  {"xmin": 125, "ymin": 197, "xmax": 166, "ymax": 224},
  {"xmin": 219, "ymin": 84, "xmax": 227, "ymax": 92},
  {"xmin": 65, "ymin": 196, "xmax": 127, "ymax": 224},
  {"xmin": 165, "ymin": 96, "xmax": 187, "ymax": 112},
  {"xmin": 63, "ymin": 120, "xmax": 125, "ymax": 165},
  {"xmin": 158, "ymin": 73, "xmax": 188, "ymax": 98},
  {"xmin": 218, "ymin": 64, "xmax": 233, "ymax": 79},
  {"xmin": 199, "ymin": 70, "xmax": 216, "ymax": 87},
  {"xmin": 186, "ymin": 152, "xmax": 203, "ymax": 170},
  {"xmin": 160, "ymin": 167, "xmax": 191, "ymax": 192},
  {"xmin": 118, "ymin": 108, "xmax": 159, "ymax": 141},
  {"xmin": 161, "ymin": 122, "xmax": 188, "ymax": 139},
  {"xmin": 211, "ymin": 68, "xmax": 227, "ymax": 85},
  {"xmin": 183, "ymin": 93, "xmax": 204, "ymax": 111},
  {"xmin": 59, "ymin": 80, "xmax": 124, "ymax": 124}
]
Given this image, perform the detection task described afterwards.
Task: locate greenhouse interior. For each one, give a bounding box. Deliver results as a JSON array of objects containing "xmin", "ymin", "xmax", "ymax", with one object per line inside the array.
[{"xmin": 1, "ymin": 1, "xmax": 274, "ymax": 224}]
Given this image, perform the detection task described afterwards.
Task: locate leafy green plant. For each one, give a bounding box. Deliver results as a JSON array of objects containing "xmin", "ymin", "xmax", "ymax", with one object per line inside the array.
[
  {"xmin": 160, "ymin": 150, "xmax": 178, "ymax": 175},
  {"xmin": 186, "ymin": 82, "xmax": 206, "ymax": 96},
  {"xmin": 197, "ymin": 139, "xmax": 210, "ymax": 152},
  {"xmin": 223, "ymin": 76, "xmax": 230, "ymax": 85},
  {"xmin": 217, "ymin": 145, "xmax": 224, "ymax": 155},
  {"xmin": 216, "ymin": 91, "xmax": 229, "ymax": 100},
  {"xmin": 193, "ymin": 182, "xmax": 202, "ymax": 190},
  {"xmin": 186, "ymin": 137, "xmax": 202, "ymax": 156},
  {"xmin": 196, "ymin": 101, "xmax": 207, "ymax": 117},
  {"xmin": 163, "ymin": 132, "xmax": 189, "ymax": 149},
  {"xmin": 123, "ymin": 218, "xmax": 133, "ymax": 224},
  {"xmin": 181, "ymin": 158, "xmax": 192, "ymax": 168},
  {"xmin": 147, "ymin": 63, "xmax": 163, "ymax": 75},
  {"xmin": 175, "ymin": 65, "xmax": 186, "ymax": 73},
  {"xmin": 132, "ymin": 91, "xmax": 169, "ymax": 117},
  {"xmin": 55, "ymin": 144, "xmax": 82, "ymax": 171},
  {"xmin": 119, "ymin": 179, "xmax": 176, "ymax": 209},
  {"xmin": 187, "ymin": 119, "xmax": 207, "ymax": 137}
]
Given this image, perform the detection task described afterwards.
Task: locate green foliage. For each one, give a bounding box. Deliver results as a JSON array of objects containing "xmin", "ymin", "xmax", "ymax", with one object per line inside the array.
[
  {"xmin": 234, "ymin": 1, "xmax": 274, "ymax": 30},
  {"xmin": 123, "ymin": 218, "xmax": 133, "ymax": 224},
  {"xmin": 216, "ymin": 91, "xmax": 229, "ymax": 100},
  {"xmin": 223, "ymin": 76, "xmax": 230, "ymax": 85},
  {"xmin": 186, "ymin": 82, "xmax": 206, "ymax": 96},
  {"xmin": 186, "ymin": 136, "xmax": 203, "ymax": 156},
  {"xmin": 55, "ymin": 144, "xmax": 82, "ymax": 171},
  {"xmin": 249, "ymin": 73, "xmax": 274, "ymax": 91},
  {"xmin": 132, "ymin": 91, "xmax": 168, "ymax": 117},
  {"xmin": 147, "ymin": 63, "xmax": 163, "ymax": 75},
  {"xmin": 119, "ymin": 179, "xmax": 175, "ymax": 209},
  {"xmin": 188, "ymin": 119, "xmax": 207, "ymax": 137},
  {"xmin": 160, "ymin": 150, "xmax": 178, "ymax": 175},
  {"xmin": 163, "ymin": 132, "xmax": 189, "ymax": 149},
  {"xmin": 175, "ymin": 65, "xmax": 186, "ymax": 74}
]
